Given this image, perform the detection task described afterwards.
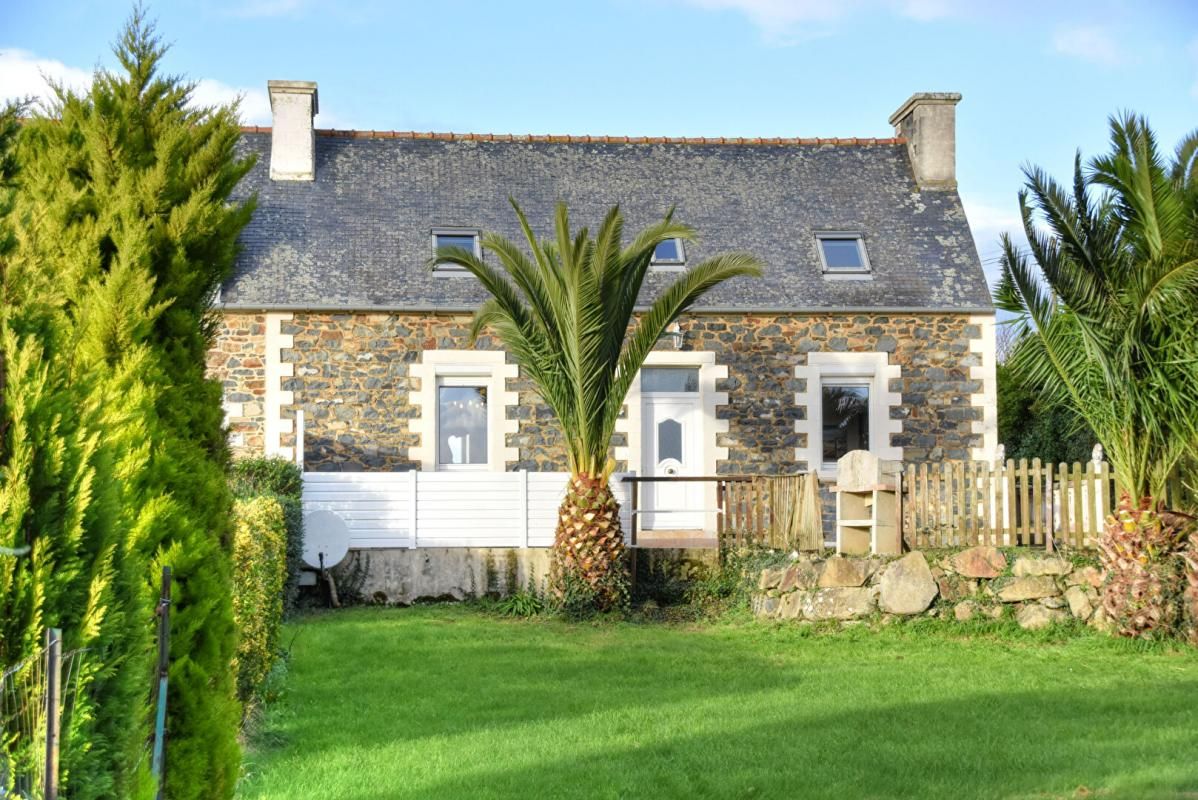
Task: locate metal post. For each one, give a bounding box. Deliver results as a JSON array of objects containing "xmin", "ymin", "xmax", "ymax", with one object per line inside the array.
[
  {"xmin": 44, "ymin": 628, "xmax": 62, "ymax": 800},
  {"xmin": 630, "ymin": 480, "xmax": 639, "ymax": 547},
  {"xmin": 295, "ymin": 409, "xmax": 305, "ymax": 469},
  {"xmin": 152, "ymin": 566, "xmax": 172, "ymax": 800}
]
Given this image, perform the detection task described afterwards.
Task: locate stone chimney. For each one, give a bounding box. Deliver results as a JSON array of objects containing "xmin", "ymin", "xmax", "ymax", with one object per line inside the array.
[
  {"xmin": 888, "ymin": 92, "xmax": 961, "ymax": 190},
  {"xmin": 267, "ymin": 80, "xmax": 319, "ymax": 181}
]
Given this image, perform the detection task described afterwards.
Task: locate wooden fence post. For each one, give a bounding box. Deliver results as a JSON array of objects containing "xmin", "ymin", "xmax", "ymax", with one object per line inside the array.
[
  {"xmin": 152, "ymin": 567, "xmax": 171, "ymax": 800},
  {"xmin": 44, "ymin": 628, "xmax": 62, "ymax": 800}
]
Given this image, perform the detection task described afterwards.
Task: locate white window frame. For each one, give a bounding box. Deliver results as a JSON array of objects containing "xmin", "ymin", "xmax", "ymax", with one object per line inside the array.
[
  {"xmin": 432, "ymin": 228, "xmax": 481, "ymax": 275},
  {"xmin": 818, "ymin": 376, "xmax": 873, "ymax": 473},
  {"xmin": 795, "ymin": 352, "xmax": 902, "ymax": 479},
  {"xmin": 815, "ymin": 232, "xmax": 871, "ymax": 277},
  {"xmin": 435, "ymin": 375, "xmax": 490, "ymax": 471},
  {"xmin": 410, "ymin": 350, "xmax": 519, "ymax": 471},
  {"xmin": 650, "ymin": 237, "xmax": 687, "ymax": 271}
]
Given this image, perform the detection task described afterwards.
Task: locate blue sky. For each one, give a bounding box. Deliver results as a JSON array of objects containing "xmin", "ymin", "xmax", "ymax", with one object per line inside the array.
[{"xmin": 3, "ymin": 0, "xmax": 1197, "ymax": 285}]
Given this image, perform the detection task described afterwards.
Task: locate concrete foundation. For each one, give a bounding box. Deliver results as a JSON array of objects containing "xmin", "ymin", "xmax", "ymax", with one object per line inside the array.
[
  {"xmin": 340, "ymin": 547, "xmax": 551, "ymax": 604},
  {"xmin": 339, "ymin": 546, "xmax": 720, "ymax": 605}
]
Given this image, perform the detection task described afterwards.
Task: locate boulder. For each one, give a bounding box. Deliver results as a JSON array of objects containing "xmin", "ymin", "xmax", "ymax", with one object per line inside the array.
[
  {"xmin": 1090, "ymin": 606, "xmax": 1115, "ymax": 633},
  {"xmin": 1063, "ymin": 585, "xmax": 1094, "ymax": 620},
  {"xmin": 948, "ymin": 546, "xmax": 1007, "ymax": 579},
  {"xmin": 803, "ymin": 587, "xmax": 875, "ymax": 621},
  {"xmin": 879, "ymin": 552, "xmax": 939, "ymax": 615},
  {"xmin": 993, "ymin": 576, "xmax": 1060, "ymax": 602},
  {"xmin": 758, "ymin": 567, "xmax": 786, "ymax": 591},
  {"xmin": 752, "ymin": 595, "xmax": 780, "ymax": 618},
  {"xmin": 1016, "ymin": 604, "xmax": 1068, "ymax": 630},
  {"xmin": 1012, "ymin": 555, "xmax": 1073, "ymax": 577},
  {"xmin": 779, "ymin": 562, "xmax": 821, "ymax": 593},
  {"xmin": 954, "ymin": 600, "xmax": 979, "ymax": 621},
  {"xmin": 778, "ymin": 591, "xmax": 804, "ymax": 619},
  {"xmin": 936, "ymin": 575, "xmax": 978, "ymax": 602},
  {"xmin": 818, "ymin": 557, "xmax": 872, "ymax": 588},
  {"xmin": 1065, "ymin": 565, "xmax": 1104, "ymax": 589}
]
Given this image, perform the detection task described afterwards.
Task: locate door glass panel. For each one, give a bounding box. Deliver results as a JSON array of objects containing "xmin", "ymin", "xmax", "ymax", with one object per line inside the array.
[
  {"xmin": 438, "ymin": 385, "xmax": 488, "ymax": 465},
  {"xmin": 657, "ymin": 418, "xmax": 683, "ymax": 462},
  {"xmin": 642, "ymin": 367, "xmax": 699, "ymax": 393},
  {"xmin": 822, "ymin": 384, "xmax": 869, "ymax": 463}
]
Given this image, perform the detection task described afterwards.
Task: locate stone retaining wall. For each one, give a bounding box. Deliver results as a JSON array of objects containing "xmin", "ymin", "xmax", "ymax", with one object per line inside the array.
[{"xmin": 752, "ymin": 547, "xmax": 1108, "ymax": 630}]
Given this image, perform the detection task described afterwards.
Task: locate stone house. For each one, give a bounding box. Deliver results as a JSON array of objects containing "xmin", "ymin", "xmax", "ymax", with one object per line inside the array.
[{"xmin": 208, "ymin": 81, "xmax": 996, "ymax": 543}]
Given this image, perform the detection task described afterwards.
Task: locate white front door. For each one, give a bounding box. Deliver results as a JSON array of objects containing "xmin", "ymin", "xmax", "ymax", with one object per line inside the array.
[{"xmin": 641, "ymin": 395, "xmax": 703, "ymax": 530}]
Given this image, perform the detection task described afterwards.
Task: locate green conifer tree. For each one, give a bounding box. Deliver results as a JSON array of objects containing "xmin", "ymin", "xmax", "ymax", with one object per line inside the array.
[
  {"xmin": 1, "ymin": 102, "xmax": 153, "ymax": 796},
  {"xmin": 10, "ymin": 10, "xmax": 256, "ymax": 797}
]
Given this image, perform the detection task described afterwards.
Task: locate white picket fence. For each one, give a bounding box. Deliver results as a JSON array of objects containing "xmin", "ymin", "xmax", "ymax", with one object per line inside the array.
[{"xmin": 302, "ymin": 471, "xmax": 634, "ymax": 549}]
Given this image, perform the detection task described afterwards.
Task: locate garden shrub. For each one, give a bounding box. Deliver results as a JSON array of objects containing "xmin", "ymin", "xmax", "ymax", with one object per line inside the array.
[
  {"xmin": 229, "ymin": 457, "xmax": 304, "ymax": 499},
  {"xmin": 231, "ymin": 496, "xmax": 288, "ymax": 707},
  {"xmin": 230, "ymin": 458, "xmax": 305, "ymax": 615}
]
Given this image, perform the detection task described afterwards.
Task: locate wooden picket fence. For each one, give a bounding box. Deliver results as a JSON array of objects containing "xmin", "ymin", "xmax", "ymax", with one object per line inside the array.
[
  {"xmin": 718, "ymin": 474, "xmax": 824, "ymax": 551},
  {"xmin": 903, "ymin": 459, "xmax": 1114, "ymax": 550}
]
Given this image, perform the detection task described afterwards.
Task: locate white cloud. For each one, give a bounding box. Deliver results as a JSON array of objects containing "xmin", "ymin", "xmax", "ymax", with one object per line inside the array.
[
  {"xmin": 1051, "ymin": 25, "xmax": 1122, "ymax": 66},
  {"xmin": 671, "ymin": 0, "xmax": 954, "ymax": 43},
  {"xmin": 0, "ymin": 48, "xmax": 274, "ymax": 125},
  {"xmin": 0, "ymin": 49, "xmax": 92, "ymax": 108},
  {"xmin": 191, "ymin": 79, "xmax": 272, "ymax": 125}
]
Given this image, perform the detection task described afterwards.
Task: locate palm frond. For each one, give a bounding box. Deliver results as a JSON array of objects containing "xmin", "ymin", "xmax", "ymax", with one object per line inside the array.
[{"xmin": 433, "ymin": 202, "xmax": 761, "ymax": 478}]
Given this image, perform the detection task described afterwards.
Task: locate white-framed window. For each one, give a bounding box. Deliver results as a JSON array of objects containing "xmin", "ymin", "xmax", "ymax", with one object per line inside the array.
[
  {"xmin": 436, "ymin": 376, "xmax": 489, "ymax": 470},
  {"xmin": 640, "ymin": 366, "xmax": 699, "ymax": 393},
  {"xmin": 410, "ymin": 350, "xmax": 519, "ymax": 471},
  {"xmin": 432, "ymin": 228, "xmax": 481, "ymax": 274},
  {"xmin": 815, "ymin": 233, "xmax": 870, "ymax": 275},
  {"xmin": 820, "ymin": 378, "xmax": 871, "ymax": 471},
  {"xmin": 795, "ymin": 352, "xmax": 902, "ymax": 477},
  {"xmin": 650, "ymin": 238, "xmax": 686, "ymax": 270}
]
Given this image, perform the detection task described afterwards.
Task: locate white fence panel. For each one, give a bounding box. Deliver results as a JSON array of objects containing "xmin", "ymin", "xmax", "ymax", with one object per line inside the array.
[
  {"xmin": 302, "ymin": 472, "xmax": 413, "ymax": 549},
  {"xmin": 303, "ymin": 471, "xmax": 635, "ymax": 549}
]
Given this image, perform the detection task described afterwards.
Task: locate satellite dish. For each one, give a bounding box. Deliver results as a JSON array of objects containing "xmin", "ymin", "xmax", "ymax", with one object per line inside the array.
[{"xmin": 303, "ymin": 510, "xmax": 350, "ymax": 569}]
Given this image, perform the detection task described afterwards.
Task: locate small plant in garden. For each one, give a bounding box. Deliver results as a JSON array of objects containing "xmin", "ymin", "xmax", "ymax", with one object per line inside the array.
[
  {"xmin": 1098, "ymin": 495, "xmax": 1192, "ymax": 639},
  {"xmin": 497, "ymin": 581, "xmax": 545, "ymax": 618},
  {"xmin": 552, "ymin": 571, "xmax": 604, "ymax": 621}
]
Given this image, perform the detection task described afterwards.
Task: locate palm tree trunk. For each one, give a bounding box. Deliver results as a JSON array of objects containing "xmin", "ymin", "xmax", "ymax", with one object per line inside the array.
[{"xmin": 550, "ymin": 473, "xmax": 629, "ymax": 610}]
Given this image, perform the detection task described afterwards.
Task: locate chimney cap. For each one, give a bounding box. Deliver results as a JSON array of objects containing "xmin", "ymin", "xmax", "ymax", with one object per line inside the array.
[
  {"xmin": 267, "ymin": 80, "xmax": 319, "ymax": 115},
  {"xmin": 888, "ymin": 92, "xmax": 960, "ymax": 127}
]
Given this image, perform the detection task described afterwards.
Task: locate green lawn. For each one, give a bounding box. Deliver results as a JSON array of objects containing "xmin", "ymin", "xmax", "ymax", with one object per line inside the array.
[{"xmin": 239, "ymin": 606, "xmax": 1198, "ymax": 800}]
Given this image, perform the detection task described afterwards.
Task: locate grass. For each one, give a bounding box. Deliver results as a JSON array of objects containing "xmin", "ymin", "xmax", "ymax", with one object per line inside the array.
[{"xmin": 238, "ymin": 605, "xmax": 1198, "ymax": 800}]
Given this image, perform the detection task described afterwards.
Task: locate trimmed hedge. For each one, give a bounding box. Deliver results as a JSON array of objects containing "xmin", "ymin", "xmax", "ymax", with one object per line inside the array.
[
  {"xmin": 231, "ymin": 496, "xmax": 288, "ymax": 705},
  {"xmin": 230, "ymin": 458, "xmax": 305, "ymax": 616}
]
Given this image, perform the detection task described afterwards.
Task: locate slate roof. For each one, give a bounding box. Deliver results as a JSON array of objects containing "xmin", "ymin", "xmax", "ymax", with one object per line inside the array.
[{"xmin": 223, "ymin": 130, "xmax": 992, "ymax": 312}]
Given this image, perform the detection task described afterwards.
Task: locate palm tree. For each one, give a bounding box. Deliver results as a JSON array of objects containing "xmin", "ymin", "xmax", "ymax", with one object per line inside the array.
[
  {"xmin": 996, "ymin": 114, "xmax": 1198, "ymax": 506},
  {"xmin": 434, "ymin": 201, "xmax": 761, "ymax": 609}
]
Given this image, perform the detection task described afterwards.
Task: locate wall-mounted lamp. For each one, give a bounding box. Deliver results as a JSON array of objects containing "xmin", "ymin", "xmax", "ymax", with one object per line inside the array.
[{"xmin": 663, "ymin": 322, "xmax": 684, "ymax": 349}]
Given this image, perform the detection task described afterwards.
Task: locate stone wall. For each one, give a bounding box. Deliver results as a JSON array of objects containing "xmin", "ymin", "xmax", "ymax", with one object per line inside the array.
[
  {"xmin": 206, "ymin": 312, "xmax": 267, "ymax": 458},
  {"xmin": 753, "ymin": 548, "xmax": 1107, "ymax": 630},
  {"xmin": 209, "ymin": 310, "xmax": 989, "ymax": 472}
]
